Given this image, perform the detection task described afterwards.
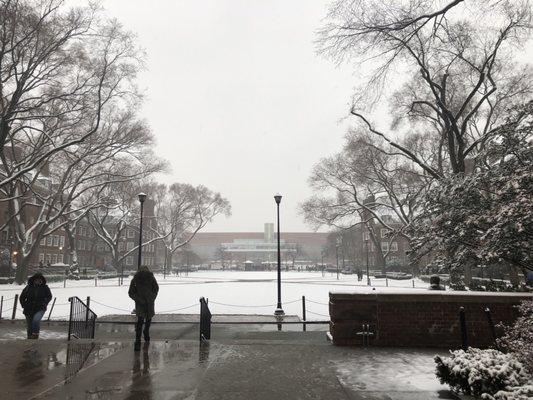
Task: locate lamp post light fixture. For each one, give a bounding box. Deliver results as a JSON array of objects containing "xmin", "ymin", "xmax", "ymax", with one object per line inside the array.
[
  {"xmin": 364, "ymin": 237, "xmax": 370, "ymax": 286},
  {"xmin": 137, "ymin": 192, "xmax": 147, "ymax": 271},
  {"xmin": 274, "ymin": 194, "xmax": 284, "ymax": 317}
]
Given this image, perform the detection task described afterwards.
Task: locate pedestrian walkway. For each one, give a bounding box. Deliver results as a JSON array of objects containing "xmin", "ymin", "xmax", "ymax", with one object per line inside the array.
[{"xmin": 0, "ymin": 323, "xmax": 455, "ymax": 400}]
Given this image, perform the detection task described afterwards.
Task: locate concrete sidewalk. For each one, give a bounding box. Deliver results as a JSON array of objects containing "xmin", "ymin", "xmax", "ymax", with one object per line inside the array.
[{"xmin": 0, "ymin": 322, "xmax": 455, "ymax": 400}]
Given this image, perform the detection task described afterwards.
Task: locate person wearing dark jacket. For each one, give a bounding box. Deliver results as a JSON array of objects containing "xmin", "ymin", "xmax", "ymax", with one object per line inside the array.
[
  {"xmin": 128, "ymin": 266, "xmax": 159, "ymax": 351},
  {"xmin": 19, "ymin": 273, "xmax": 52, "ymax": 339}
]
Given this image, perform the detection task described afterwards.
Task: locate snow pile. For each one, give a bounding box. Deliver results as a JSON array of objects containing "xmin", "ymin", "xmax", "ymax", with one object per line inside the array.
[{"xmin": 435, "ymin": 348, "xmax": 532, "ymax": 399}]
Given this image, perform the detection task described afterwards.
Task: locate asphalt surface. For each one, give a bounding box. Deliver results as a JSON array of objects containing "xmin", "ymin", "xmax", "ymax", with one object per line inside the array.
[{"xmin": 0, "ymin": 319, "xmax": 455, "ymax": 400}]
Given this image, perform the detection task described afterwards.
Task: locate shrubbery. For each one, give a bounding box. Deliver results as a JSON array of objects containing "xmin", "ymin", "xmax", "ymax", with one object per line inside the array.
[
  {"xmin": 435, "ymin": 348, "xmax": 531, "ymax": 398},
  {"xmin": 498, "ymin": 300, "xmax": 533, "ymax": 374}
]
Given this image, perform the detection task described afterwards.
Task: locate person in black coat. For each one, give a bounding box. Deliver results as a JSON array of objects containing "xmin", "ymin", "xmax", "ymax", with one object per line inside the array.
[
  {"xmin": 19, "ymin": 272, "xmax": 52, "ymax": 339},
  {"xmin": 128, "ymin": 266, "xmax": 159, "ymax": 351}
]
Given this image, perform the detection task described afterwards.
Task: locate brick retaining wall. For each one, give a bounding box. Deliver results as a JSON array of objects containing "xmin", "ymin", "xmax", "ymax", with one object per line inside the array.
[{"xmin": 329, "ymin": 290, "xmax": 532, "ymax": 348}]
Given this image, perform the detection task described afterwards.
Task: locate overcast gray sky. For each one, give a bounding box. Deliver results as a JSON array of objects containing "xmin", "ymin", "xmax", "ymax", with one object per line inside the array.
[{"xmin": 93, "ymin": 0, "xmax": 357, "ymax": 232}]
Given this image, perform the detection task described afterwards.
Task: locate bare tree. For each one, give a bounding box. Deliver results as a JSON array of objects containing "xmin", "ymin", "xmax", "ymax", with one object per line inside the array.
[
  {"xmin": 154, "ymin": 183, "xmax": 231, "ymax": 272},
  {"xmin": 9, "ymin": 110, "xmax": 164, "ymax": 283},
  {"xmin": 318, "ymin": 0, "xmax": 533, "ymax": 176},
  {"xmin": 302, "ymin": 130, "xmax": 427, "ymax": 269},
  {"xmin": 0, "ymin": 0, "xmax": 143, "ymax": 190}
]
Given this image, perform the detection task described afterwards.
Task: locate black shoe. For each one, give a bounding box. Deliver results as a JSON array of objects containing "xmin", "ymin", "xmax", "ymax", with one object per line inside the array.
[{"xmin": 134, "ymin": 341, "xmax": 141, "ymax": 351}]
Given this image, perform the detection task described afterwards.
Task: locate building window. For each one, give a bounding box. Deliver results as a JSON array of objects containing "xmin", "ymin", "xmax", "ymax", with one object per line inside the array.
[
  {"xmin": 59, "ymin": 236, "xmax": 65, "ymax": 248},
  {"xmin": 39, "ymin": 253, "xmax": 45, "ymax": 262},
  {"xmin": 58, "ymin": 254, "xmax": 63, "ymax": 263},
  {"xmin": 46, "ymin": 236, "xmax": 53, "ymax": 246},
  {"xmin": 127, "ymin": 242, "xmax": 134, "ymax": 251},
  {"xmin": 53, "ymin": 235, "xmax": 59, "ymax": 247},
  {"xmin": 381, "ymin": 242, "xmax": 389, "ymax": 252},
  {"xmin": 127, "ymin": 229, "xmax": 134, "ymax": 238},
  {"xmin": 51, "ymin": 254, "xmax": 58, "ymax": 264},
  {"xmin": 126, "ymin": 256, "xmax": 133, "ymax": 266},
  {"xmin": 40, "ymin": 237, "xmax": 46, "ymax": 245},
  {"xmin": 381, "ymin": 229, "xmax": 389, "ymax": 238},
  {"xmin": 118, "ymin": 242, "xmax": 124, "ymax": 252},
  {"xmin": 390, "ymin": 242, "xmax": 398, "ymax": 252}
]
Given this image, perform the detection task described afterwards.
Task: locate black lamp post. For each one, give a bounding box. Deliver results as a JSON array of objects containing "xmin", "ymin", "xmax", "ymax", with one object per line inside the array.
[
  {"xmin": 137, "ymin": 192, "xmax": 147, "ymax": 270},
  {"xmin": 364, "ymin": 237, "xmax": 370, "ymax": 286},
  {"xmin": 274, "ymin": 194, "xmax": 284, "ymax": 316},
  {"xmin": 336, "ymin": 237, "xmax": 340, "ymax": 280}
]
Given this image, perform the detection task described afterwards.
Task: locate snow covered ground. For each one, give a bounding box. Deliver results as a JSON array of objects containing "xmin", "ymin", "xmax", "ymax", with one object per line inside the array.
[{"xmin": 0, "ymin": 271, "xmax": 429, "ymax": 321}]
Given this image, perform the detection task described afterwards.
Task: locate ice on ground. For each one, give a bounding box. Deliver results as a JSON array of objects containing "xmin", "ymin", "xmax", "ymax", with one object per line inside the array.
[{"xmin": 0, "ymin": 271, "xmax": 429, "ymax": 320}]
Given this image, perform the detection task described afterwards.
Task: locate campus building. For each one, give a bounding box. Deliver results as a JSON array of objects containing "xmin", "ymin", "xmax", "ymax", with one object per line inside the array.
[{"xmin": 188, "ymin": 223, "xmax": 329, "ymax": 267}]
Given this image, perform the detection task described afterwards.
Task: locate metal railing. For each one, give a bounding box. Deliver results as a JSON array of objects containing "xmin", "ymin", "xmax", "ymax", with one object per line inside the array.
[
  {"xmin": 199, "ymin": 297, "xmax": 211, "ymax": 342},
  {"xmin": 68, "ymin": 296, "xmax": 97, "ymax": 340}
]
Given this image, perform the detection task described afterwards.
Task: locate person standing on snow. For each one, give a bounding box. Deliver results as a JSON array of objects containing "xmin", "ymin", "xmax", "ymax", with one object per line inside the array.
[
  {"xmin": 19, "ymin": 272, "xmax": 52, "ymax": 339},
  {"xmin": 128, "ymin": 265, "xmax": 159, "ymax": 351}
]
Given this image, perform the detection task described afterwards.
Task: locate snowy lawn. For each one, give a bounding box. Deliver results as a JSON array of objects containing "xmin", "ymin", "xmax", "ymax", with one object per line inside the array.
[{"xmin": 0, "ymin": 271, "xmax": 429, "ymax": 321}]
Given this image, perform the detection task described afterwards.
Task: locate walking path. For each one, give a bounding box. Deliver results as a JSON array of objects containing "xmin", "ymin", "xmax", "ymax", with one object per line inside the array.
[{"xmin": 0, "ymin": 319, "xmax": 455, "ymax": 400}]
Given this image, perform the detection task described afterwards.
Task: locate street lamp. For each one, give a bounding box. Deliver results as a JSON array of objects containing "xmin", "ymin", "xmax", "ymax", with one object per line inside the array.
[
  {"xmin": 336, "ymin": 237, "xmax": 340, "ymax": 280},
  {"xmin": 137, "ymin": 192, "xmax": 147, "ymax": 270},
  {"xmin": 274, "ymin": 194, "xmax": 284, "ymax": 316},
  {"xmin": 364, "ymin": 237, "xmax": 370, "ymax": 286}
]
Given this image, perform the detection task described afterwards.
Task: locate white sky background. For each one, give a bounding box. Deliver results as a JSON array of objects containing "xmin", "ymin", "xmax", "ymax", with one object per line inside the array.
[
  {"xmin": 84, "ymin": 0, "xmax": 357, "ymax": 233},
  {"xmin": 68, "ymin": 1, "xmax": 533, "ymax": 233}
]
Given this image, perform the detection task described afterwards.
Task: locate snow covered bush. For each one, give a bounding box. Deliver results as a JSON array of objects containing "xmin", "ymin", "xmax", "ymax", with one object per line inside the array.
[
  {"xmin": 411, "ymin": 102, "xmax": 533, "ymax": 284},
  {"xmin": 434, "ymin": 348, "xmax": 530, "ymax": 397},
  {"xmin": 498, "ymin": 300, "xmax": 533, "ymax": 374},
  {"xmin": 482, "ymin": 385, "xmax": 533, "ymax": 400}
]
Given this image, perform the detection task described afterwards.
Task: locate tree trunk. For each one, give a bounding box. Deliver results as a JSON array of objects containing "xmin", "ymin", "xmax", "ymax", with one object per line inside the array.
[
  {"xmin": 15, "ymin": 256, "xmax": 29, "ymax": 284},
  {"xmin": 65, "ymin": 225, "xmax": 78, "ymax": 266}
]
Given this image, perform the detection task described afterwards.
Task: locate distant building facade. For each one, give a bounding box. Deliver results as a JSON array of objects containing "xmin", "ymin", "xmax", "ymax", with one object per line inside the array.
[{"xmin": 188, "ymin": 223, "xmax": 329, "ymax": 266}]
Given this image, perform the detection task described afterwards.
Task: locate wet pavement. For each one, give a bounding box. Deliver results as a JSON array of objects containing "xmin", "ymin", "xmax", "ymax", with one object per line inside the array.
[{"xmin": 0, "ymin": 321, "xmax": 455, "ymax": 400}]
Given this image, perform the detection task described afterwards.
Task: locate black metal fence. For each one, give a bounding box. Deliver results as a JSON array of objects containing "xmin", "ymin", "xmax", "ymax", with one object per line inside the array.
[
  {"xmin": 68, "ymin": 296, "xmax": 97, "ymax": 340},
  {"xmin": 199, "ymin": 297, "xmax": 211, "ymax": 342}
]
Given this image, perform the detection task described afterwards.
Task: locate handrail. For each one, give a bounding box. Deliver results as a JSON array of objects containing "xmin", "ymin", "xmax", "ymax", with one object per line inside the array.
[{"xmin": 68, "ymin": 296, "xmax": 97, "ymax": 340}]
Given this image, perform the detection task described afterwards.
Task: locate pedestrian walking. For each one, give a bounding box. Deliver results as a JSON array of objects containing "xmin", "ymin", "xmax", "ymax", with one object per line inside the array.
[
  {"xmin": 19, "ymin": 272, "xmax": 52, "ymax": 339},
  {"xmin": 128, "ymin": 265, "xmax": 159, "ymax": 351}
]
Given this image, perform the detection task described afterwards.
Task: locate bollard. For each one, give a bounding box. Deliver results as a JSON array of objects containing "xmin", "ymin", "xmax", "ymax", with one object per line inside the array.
[
  {"xmin": 302, "ymin": 296, "xmax": 306, "ymax": 332},
  {"xmin": 386, "ymin": 277, "xmax": 388, "ymax": 287},
  {"xmin": 485, "ymin": 308, "xmax": 498, "ymax": 349},
  {"xmin": 64, "ymin": 277, "xmax": 66, "ymax": 288},
  {"xmin": 0, "ymin": 295, "xmax": 3, "ymax": 320},
  {"xmin": 412, "ymin": 279, "xmax": 415, "ymax": 288},
  {"xmin": 47, "ymin": 298, "xmax": 56, "ymax": 321},
  {"xmin": 95, "ymin": 277, "xmax": 97, "ymax": 287},
  {"xmin": 85, "ymin": 296, "xmax": 91, "ymax": 328},
  {"xmin": 12, "ymin": 294, "xmax": 18, "ymax": 319},
  {"xmin": 459, "ymin": 307, "xmax": 468, "ymax": 351}
]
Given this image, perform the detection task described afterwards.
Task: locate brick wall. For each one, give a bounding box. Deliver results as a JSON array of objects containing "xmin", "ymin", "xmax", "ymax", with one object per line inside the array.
[{"xmin": 329, "ymin": 290, "xmax": 533, "ymax": 348}]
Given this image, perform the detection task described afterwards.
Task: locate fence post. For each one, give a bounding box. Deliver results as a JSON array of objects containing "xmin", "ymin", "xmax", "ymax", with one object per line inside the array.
[
  {"xmin": 459, "ymin": 307, "xmax": 468, "ymax": 351},
  {"xmin": 485, "ymin": 308, "xmax": 498, "ymax": 349},
  {"xmin": 386, "ymin": 277, "xmax": 388, "ymax": 287},
  {"xmin": 11, "ymin": 294, "xmax": 18, "ymax": 320},
  {"xmin": 0, "ymin": 295, "xmax": 3, "ymax": 320},
  {"xmin": 64, "ymin": 277, "xmax": 66, "ymax": 288},
  {"xmin": 94, "ymin": 277, "xmax": 97, "ymax": 287},
  {"xmin": 302, "ymin": 295, "xmax": 306, "ymax": 332},
  {"xmin": 412, "ymin": 279, "xmax": 415, "ymax": 288},
  {"xmin": 47, "ymin": 298, "xmax": 56, "ymax": 321},
  {"xmin": 67, "ymin": 297, "xmax": 73, "ymax": 341},
  {"xmin": 86, "ymin": 296, "xmax": 90, "ymax": 327}
]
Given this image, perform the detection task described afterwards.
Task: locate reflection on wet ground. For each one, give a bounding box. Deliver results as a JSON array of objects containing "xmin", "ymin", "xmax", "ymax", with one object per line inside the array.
[{"xmin": 0, "ymin": 336, "xmax": 454, "ymax": 400}]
